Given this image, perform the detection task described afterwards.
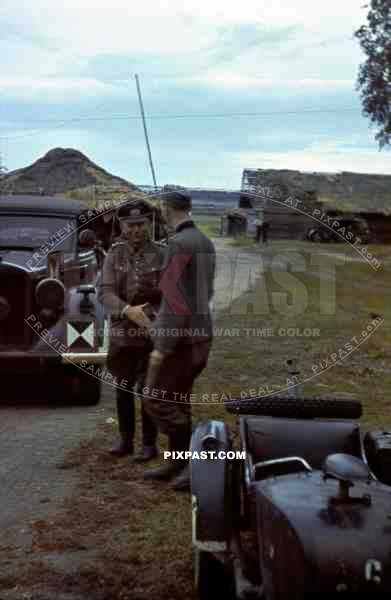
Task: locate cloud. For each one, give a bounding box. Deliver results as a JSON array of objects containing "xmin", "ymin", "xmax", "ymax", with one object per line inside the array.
[
  {"xmin": 234, "ymin": 139, "xmax": 391, "ymax": 175},
  {"xmin": 0, "ymin": 0, "xmax": 366, "ymax": 68},
  {"xmin": 0, "ymin": 0, "xmax": 366, "ymax": 31},
  {"xmin": 0, "ymin": 77, "xmax": 131, "ymax": 101},
  {"xmin": 79, "ymin": 23, "xmax": 299, "ymax": 84},
  {"xmin": 0, "ymin": 0, "xmax": 366, "ymax": 97},
  {"xmin": 179, "ymin": 71, "xmax": 354, "ymax": 91}
]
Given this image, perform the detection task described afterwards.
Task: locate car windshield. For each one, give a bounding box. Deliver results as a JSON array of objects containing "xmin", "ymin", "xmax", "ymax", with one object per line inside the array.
[{"xmin": 0, "ymin": 214, "xmax": 76, "ymax": 251}]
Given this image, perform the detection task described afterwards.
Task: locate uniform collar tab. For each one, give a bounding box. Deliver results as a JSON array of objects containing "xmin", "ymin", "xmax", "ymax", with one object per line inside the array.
[{"xmin": 175, "ymin": 219, "xmax": 195, "ymax": 234}]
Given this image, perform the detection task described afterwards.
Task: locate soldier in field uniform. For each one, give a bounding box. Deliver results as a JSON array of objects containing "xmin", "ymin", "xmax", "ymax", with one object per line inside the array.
[
  {"xmin": 99, "ymin": 200, "xmax": 166, "ymax": 462},
  {"xmin": 143, "ymin": 189, "xmax": 216, "ymax": 491}
]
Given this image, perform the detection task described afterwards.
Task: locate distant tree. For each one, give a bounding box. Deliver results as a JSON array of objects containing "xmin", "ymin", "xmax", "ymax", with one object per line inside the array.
[{"xmin": 354, "ymin": 0, "xmax": 391, "ymax": 148}]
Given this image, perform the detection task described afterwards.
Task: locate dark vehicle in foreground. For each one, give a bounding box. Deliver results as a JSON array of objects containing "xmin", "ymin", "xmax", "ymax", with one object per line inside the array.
[
  {"xmin": 191, "ymin": 362, "xmax": 391, "ymax": 598},
  {"xmin": 0, "ymin": 195, "xmax": 108, "ymax": 404}
]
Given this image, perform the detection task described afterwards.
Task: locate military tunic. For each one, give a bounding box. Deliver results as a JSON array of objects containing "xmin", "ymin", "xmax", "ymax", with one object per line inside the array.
[{"xmin": 100, "ymin": 239, "xmax": 166, "ymax": 361}]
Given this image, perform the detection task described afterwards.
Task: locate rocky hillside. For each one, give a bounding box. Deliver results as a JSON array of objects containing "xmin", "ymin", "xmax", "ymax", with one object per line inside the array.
[
  {"xmin": 0, "ymin": 148, "xmax": 137, "ymax": 196},
  {"xmin": 246, "ymin": 168, "xmax": 391, "ymax": 213}
]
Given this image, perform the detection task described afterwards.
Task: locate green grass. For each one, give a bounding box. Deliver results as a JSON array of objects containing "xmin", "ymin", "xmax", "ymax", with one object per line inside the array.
[
  {"xmin": 224, "ymin": 236, "xmax": 391, "ymax": 255},
  {"xmin": 193, "ymin": 262, "xmax": 391, "ymax": 427},
  {"xmin": 226, "ymin": 232, "xmax": 250, "ymax": 246},
  {"xmin": 221, "ymin": 237, "xmax": 391, "ymax": 274},
  {"xmin": 193, "ymin": 214, "xmax": 222, "ymax": 237}
]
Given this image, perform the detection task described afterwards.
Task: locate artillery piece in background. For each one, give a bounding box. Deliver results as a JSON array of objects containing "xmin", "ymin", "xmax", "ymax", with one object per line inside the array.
[{"xmin": 306, "ymin": 214, "xmax": 370, "ymax": 244}]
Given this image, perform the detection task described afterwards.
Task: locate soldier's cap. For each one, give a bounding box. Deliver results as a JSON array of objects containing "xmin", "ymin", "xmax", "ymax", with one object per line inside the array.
[
  {"xmin": 160, "ymin": 187, "xmax": 192, "ymax": 210},
  {"xmin": 117, "ymin": 201, "xmax": 152, "ymax": 223}
]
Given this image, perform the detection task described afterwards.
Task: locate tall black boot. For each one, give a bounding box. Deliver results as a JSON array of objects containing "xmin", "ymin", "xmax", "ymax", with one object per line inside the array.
[
  {"xmin": 141, "ymin": 402, "xmax": 158, "ymax": 447},
  {"xmin": 169, "ymin": 428, "xmax": 192, "ymax": 491},
  {"xmin": 109, "ymin": 388, "xmax": 135, "ymax": 457},
  {"xmin": 169, "ymin": 427, "xmax": 192, "ymax": 453},
  {"xmin": 143, "ymin": 427, "xmax": 191, "ymax": 481},
  {"xmin": 129, "ymin": 404, "xmax": 158, "ymax": 463}
]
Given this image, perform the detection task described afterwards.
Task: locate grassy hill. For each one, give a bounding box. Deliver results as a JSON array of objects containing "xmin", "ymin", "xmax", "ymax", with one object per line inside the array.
[{"xmin": 0, "ymin": 148, "xmax": 139, "ymax": 202}]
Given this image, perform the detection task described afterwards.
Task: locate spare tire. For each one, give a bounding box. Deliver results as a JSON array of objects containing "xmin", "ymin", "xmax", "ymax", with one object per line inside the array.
[{"xmin": 226, "ymin": 394, "xmax": 362, "ymax": 420}]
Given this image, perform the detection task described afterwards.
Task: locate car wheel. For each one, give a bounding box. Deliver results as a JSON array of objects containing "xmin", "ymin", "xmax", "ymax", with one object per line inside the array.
[
  {"xmin": 194, "ymin": 549, "xmax": 235, "ymax": 600},
  {"xmin": 68, "ymin": 370, "xmax": 101, "ymax": 405}
]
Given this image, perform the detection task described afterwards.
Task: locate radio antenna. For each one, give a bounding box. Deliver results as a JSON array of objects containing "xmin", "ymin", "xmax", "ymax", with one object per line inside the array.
[{"xmin": 134, "ymin": 74, "xmax": 158, "ymax": 193}]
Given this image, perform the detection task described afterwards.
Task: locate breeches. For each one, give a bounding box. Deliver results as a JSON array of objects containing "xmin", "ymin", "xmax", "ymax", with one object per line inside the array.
[{"xmin": 143, "ymin": 340, "xmax": 212, "ymax": 436}]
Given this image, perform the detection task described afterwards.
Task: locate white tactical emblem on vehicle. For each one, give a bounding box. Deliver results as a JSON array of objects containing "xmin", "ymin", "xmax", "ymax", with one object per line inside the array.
[
  {"xmin": 66, "ymin": 321, "xmax": 97, "ymax": 351},
  {"xmin": 99, "ymin": 318, "xmax": 109, "ymax": 352}
]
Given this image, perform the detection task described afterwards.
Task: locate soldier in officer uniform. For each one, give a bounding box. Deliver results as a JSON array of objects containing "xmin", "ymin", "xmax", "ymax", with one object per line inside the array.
[{"xmin": 99, "ymin": 200, "xmax": 166, "ymax": 461}]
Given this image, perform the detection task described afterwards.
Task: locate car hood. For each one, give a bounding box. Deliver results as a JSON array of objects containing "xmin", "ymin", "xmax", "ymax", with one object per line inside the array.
[
  {"xmin": 255, "ymin": 472, "xmax": 391, "ymax": 570},
  {"xmin": 0, "ymin": 250, "xmax": 45, "ymax": 272}
]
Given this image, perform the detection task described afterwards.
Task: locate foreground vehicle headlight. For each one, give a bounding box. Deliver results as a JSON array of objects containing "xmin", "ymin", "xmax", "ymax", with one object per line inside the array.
[
  {"xmin": 201, "ymin": 435, "xmax": 220, "ymax": 452},
  {"xmin": 35, "ymin": 278, "xmax": 65, "ymax": 310},
  {"xmin": 0, "ymin": 296, "xmax": 11, "ymax": 320},
  {"xmin": 201, "ymin": 422, "xmax": 221, "ymax": 451}
]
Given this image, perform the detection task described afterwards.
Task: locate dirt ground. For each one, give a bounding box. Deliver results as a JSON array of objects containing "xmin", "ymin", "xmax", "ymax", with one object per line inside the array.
[{"xmin": 0, "ymin": 385, "xmax": 113, "ymax": 595}]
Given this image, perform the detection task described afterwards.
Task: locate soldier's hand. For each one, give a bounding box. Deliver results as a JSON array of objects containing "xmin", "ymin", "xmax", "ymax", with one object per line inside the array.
[
  {"xmin": 125, "ymin": 304, "xmax": 152, "ymax": 333},
  {"xmin": 150, "ymin": 349, "xmax": 164, "ymax": 365}
]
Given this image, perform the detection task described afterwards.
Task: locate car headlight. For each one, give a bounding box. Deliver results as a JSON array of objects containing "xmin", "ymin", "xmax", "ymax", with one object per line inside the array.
[
  {"xmin": 35, "ymin": 278, "xmax": 65, "ymax": 310},
  {"xmin": 201, "ymin": 434, "xmax": 220, "ymax": 452},
  {"xmin": 0, "ymin": 296, "xmax": 11, "ymax": 320}
]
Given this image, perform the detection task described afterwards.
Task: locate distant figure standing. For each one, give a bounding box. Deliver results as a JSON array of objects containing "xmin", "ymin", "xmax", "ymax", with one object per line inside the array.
[
  {"xmin": 254, "ymin": 210, "xmax": 264, "ymax": 243},
  {"xmin": 261, "ymin": 221, "xmax": 270, "ymax": 244},
  {"xmin": 255, "ymin": 222, "xmax": 262, "ymax": 242}
]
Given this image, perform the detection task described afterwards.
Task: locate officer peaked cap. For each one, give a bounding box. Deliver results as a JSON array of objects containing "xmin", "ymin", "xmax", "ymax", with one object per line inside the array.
[
  {"xmin": 160, "ymin": 188, "xmax": 191, "ymax": 210},
  {"xmin": 117, "ymin": 200, "xmax": 151, "ymax": 223}
]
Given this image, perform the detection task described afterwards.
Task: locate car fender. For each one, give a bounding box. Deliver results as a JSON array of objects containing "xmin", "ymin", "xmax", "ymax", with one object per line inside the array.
[{"xmin": 191, "ymin": 420, "xmax": 233, "ymax": 551}]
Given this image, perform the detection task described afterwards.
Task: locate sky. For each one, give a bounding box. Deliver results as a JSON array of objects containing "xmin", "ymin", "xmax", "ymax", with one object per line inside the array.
[{"xmin": 1, "ymin": 0, "xmax": 389, "ymax": 188}]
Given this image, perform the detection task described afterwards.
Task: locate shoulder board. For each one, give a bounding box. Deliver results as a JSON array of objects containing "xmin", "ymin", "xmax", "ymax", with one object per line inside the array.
[{"xmin": 111, "ymin": 241, "xmax": 127, "ymax": 249}]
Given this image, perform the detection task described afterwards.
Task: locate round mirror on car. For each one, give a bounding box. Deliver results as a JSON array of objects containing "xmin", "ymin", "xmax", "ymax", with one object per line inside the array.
[{"xmin": 35, "ymin": 278, "xmax": 65, "ymax": 310}]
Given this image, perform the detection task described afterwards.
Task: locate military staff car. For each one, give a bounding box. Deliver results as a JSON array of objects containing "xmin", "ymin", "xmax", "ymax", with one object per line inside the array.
[
  {"xmin": 0, "ymin": 195, "xmax": 109, "ymax": 404},
  {"xmin": 191, "ymin": 361, "xmax": 391, "ymax": 599}
]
